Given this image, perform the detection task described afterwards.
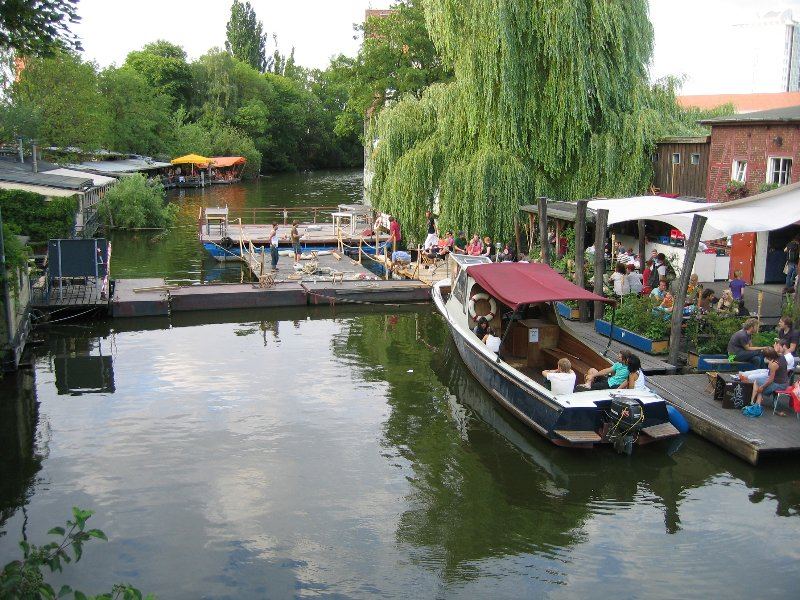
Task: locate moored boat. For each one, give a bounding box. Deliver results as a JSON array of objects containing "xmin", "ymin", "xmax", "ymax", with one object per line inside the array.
[{"xmin": 432, "ymin": 255, "xmax": 679, "ymax": 454}]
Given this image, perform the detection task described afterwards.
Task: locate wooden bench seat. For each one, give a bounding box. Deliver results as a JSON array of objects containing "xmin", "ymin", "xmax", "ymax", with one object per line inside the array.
[{"xmin": 542, "ymin": 348, "xmax": 594, "ymax": 382}]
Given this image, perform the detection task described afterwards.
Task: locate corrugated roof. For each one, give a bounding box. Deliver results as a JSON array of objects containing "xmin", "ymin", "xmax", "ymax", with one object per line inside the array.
[
  {"xmin": 656, "ymin": 136, "xmax": 710, "ymax": 144},
  {"xmin": 69, "ymin": 158, "xmax": 171, "ymax": 174},
  {"xmin": 678, "ymin": 92, "xmax": 800, "ymax": 113},
  {"xmin": 698, "ymin": 104, "xmax": 800, "ymax": 125},
  {"xmin": 0, "ymin": 169, "xmax": 92, "ymax": 190},
  {"xmin": 46, "ymin": 168, "xmax": 116, "ymax": 186},
  {"xmin": 0, "ymin": 181, "xmax": 80, "ymax": 197}
]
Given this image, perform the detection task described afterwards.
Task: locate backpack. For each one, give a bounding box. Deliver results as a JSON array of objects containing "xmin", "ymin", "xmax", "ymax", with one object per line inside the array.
[
  {"xmin": 647, "ymin": 265, "xmax": 661, "ymax": 289},
  {"xmin": 664, "ymin": 261, "xmax": 677, "ymax": 284}
]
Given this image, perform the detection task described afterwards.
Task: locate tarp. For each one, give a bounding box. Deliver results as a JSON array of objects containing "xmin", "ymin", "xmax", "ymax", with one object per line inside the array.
[
  {"xmin": 468, "ymin": 263, "xmax": 611, "ymax": 310},
  {"xmin": 170, "ymin": 154, "xmax": 211, "ymax": 166},
  {"xmin": 211, "ymin": 156, "xmax": 246, "ymax": 167},
  {"xmin": 588, "ymin": 181, "xmax": 800, "ymax": 240}
]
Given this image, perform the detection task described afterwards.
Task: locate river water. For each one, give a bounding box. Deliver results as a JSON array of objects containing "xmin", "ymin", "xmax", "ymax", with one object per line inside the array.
[{"xmin": 1, "ymin": 171, "xmax": 798, "ymax": 598}]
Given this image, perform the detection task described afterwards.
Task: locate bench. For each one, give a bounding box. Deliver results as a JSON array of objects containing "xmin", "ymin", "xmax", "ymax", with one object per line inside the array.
[{"xmin": 542, "ymin": 348, "xmax": 594, "ymax": 382}]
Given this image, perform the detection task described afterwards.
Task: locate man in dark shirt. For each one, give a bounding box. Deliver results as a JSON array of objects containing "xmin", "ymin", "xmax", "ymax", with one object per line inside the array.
[
  {"xmin": 473, "ymin": 317, "xmax": 489, "ymax": 339},
  {"xmin": 727, "ymin": 318, "xmax": 767, "ymax": 368},
  {"xmin": 453, "ymin": 231, "xmax": 468, "ymax": 254},
  {"xmin": 423, "ymin": 210, "xmax": 439, "ymax": 251},
  {"xmin": 784, "ymin": 235, "xmax": 800, "ymax": 290}
]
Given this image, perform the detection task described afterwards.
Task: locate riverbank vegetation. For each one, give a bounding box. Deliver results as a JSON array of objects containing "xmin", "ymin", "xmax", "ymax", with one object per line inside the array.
[{"xmin": 98, "ymin": 174, "xmax": 177, "ymax": 230}]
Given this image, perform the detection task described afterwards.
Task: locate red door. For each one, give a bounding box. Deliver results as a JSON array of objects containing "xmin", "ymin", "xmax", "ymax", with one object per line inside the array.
[{"xmin": 729, "ymin": 233, "xmax": 756, "ymax": 283}]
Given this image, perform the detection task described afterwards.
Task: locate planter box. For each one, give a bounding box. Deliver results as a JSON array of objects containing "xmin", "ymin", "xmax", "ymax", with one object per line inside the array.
[
  {"xmin": 690, "ymin": 352, "xmax": 748, "ymax": 373},
  {"xmin": 595, "ymin": 319, "xmax": 668, "ymax": 355},
  {"xmin": 556, "ymin": 301, "xmax": 581, "ymax": 321}
]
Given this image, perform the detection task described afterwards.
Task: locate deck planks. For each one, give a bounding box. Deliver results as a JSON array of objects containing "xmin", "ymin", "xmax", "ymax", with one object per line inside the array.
[
  {"xmin": 561, "ymin": 320, "xmax": 675, "ymax": 374},
  {"xmin": 648, "ymin": 373, "xmax": 800, "ymax": 464}
]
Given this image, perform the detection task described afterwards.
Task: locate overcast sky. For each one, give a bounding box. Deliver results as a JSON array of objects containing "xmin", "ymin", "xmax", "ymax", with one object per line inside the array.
[{"xmin": 73, "ymin": 0, "xmax": 800, "ymax": 95}]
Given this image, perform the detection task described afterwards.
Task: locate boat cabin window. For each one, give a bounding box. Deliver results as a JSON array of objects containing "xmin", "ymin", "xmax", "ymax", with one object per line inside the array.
[{"xmin": 454, "ymin": 267, "xmax": 468, "ymax": 307}]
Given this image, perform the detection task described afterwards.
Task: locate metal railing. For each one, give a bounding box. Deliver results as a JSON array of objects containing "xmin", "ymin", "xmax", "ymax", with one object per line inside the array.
[{"xmin": 227, "ymin": 205, "xmax": 342, "ymax": 225}]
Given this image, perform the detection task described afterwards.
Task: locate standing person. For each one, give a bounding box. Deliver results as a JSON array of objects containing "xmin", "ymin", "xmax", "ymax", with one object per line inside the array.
[
  {"xmin": 641, "ymin": 259, "xmax": 654, "ymax": 295},
  {"xmin": 542, "ymin": 358, "xmax": 577, "ymax": 395},
  {"xmin": 423, "ymin": 210, "xmax": 439, "ymax": 251},
  {"xmin": 729, "ymin": 269, "xmax": 747, "ymax": 303},
  {"xmin": 386, "ymin": 216, "xmax": 402, "ymax": 253},
  {"xmin": 784, "ymin": 235, "xmax": 800, "ymax": 291},
  {"xmin": 269, "ymin": 222, "xmax": 280, "ymax": 271},
  {"xmin": 626, "ymin": 263, "xmax": 643, "ymax": 295},
  {"xmin": 609, "ymin": 262, "xmax": 630, "ymax": 296},
  {"xmin": 290, "ymin": 220, "xmax": 302, "ymax": 264}
]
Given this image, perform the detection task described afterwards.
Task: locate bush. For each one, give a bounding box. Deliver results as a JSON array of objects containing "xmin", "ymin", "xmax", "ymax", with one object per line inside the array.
[
  {"xmin": 603, "ymin": 295, "xmax": 671, "ymax": 340},
  {"xmin": 98, "ymin": 174, "xmax": 177, "ymax": 229},
  {"xmin": 685, "ymin": 311, "xmax": 743, "ymax": 355},
  {"xmin": 0, "ymin": 189, "xmax": 78, "ymax": 242},
  {"xmin": 724, "ymin": 179, "xmax": 747, "ymax": 198},
  {"xmin": 759, "ymin": 182, "xmax": 780, "ymax": 194}
]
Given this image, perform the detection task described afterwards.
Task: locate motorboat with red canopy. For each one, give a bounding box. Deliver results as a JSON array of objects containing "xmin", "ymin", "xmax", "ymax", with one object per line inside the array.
[{"xmin": 432, "ymin": 255, "xmax": 679, "ymax": 454}]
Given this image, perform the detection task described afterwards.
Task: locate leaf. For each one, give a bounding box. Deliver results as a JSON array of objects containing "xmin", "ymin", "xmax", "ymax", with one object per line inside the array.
[
  {"xmin": 87, "ymin": 529, "xmax": 108, "ymax": 541},
  {"xmin": 39, "ymin": 583, "xmax": 56, "ymax": 599},
  {"xmin": 48, "ymin": 527, "xmax": 66, "ymax": 536},
  {"xmin": 74, "ymin": 591, "xmax": 88, "ymax": 600},
  {"xmin": 58, "ymin": 585, "xmax": 74, "ymax": 598}
]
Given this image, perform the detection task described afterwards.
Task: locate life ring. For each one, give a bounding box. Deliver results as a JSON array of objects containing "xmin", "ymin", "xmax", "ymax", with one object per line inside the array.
[{"xmin": 469, "ymin": 293, "xmax": 497, "ymax": 322}]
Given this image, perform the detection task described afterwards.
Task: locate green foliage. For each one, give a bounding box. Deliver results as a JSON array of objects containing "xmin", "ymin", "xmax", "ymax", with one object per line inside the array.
[
  {"xmin": 685, "ymin": 311, "xmax": 743, "ymax": 355},
  {"xmin": 760, "ymin": 182, "xmax": 780, "ymax": 193},
  {"xmin": 225, "ymin": 0, "xmax": 266, "ymax": 73},
  {"xmin": 99, "ymin": 66, "xmax": 173, "ymax": 156},
  {"xmin": 0, "ymin": 0, "xmax": 81, "ymax": 56},
  {"xmin": 552, "ymin": 227, "xmax": 576, "ymax": 278},
  {"xmin": 0, "ymin": 189, "xmax": 77, "ymax": 241},
  {"xmin": 368, "ymin": 1, "xmax": 736, "ymax": 243},
  {"xmin": 124, "ymin": 41, "xmax": 193, "ymax": 109},
  {"xmin": 98, "ymin": 174, "xmax": 177, "ymax": 230},
  {"xmin": 603, "ymin": 296, "xmax": 671, "ymax": 342},
  {"xmin": 209, "ymin": 124, "xmax": 262, "ymax": 180},
  {"xmin": 0, "ymin": 507, "xmax": 152, "ymax": 600},
  {"xmin": 752, "ymin": 330, "xmax": 777, "ymax": 347},
  {"xmin": 724, "ymin": 179, "xmax": 748, "ymax": 198},
  {"xmin": 12, "ymin": 52, "xmax": 110, "ymax": 149}
]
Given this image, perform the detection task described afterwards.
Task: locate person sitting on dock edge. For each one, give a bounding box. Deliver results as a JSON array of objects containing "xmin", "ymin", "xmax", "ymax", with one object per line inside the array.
[
  {"xmin": 727, "ymin": 318, "xmax": 768, "ymax": 368},
  {"xmin": 542, "ymin": 358, "xmax": 576, "ymax": 395},
  {"xmin": 269, "ymin": 222, "xmax": 280, "ymax": 270},
  {"xmin": 423, "ymin": 210, "xmax": 439, "ymax": 251},
  {"xmin": 583, "ymin": 350, "xmax": 631, "ymax": 390}
]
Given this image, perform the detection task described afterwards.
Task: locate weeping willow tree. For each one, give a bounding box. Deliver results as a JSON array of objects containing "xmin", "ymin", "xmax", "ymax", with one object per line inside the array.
[{"xmin": 368, "ymin": 0, "xmax": 662, "ymax": 243}]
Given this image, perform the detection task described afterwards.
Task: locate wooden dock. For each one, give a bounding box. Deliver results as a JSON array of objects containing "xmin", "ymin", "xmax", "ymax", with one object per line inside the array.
[
  {"xmin": 648, "ymin": 374, "xmax": 800, "ymax": 465},
  {"xmin": 31, "ymin": 279, "xmax": 109, "ymax": 313},
  {"xmin": 562, "ymin": 320, "xmax": 676, "ymax": 374}
]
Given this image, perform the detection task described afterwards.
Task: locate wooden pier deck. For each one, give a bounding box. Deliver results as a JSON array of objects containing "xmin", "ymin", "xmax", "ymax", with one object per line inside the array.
[
  {"xmin": 648, "ymin": 374, "xmax": 800, "ymax": 465},
  {"xmin": 561, "ymin": 320, "xmax": 676, "ymax": 374},
  {"xmin": 31, "ymin": 280, "xmax": 109, "ymax": 313}
]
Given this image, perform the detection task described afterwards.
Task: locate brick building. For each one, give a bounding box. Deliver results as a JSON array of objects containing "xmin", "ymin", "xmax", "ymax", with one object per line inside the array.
[{"xmin": 700, "ymin": 106, "xmax": 800, "ymax": 283}]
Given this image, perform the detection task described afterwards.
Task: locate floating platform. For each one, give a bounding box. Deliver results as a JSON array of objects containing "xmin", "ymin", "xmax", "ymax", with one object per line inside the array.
[
  {"xmin": 648, "ymin": 374, "xmax": 800, "ymax": 465},
  {"xmin": 111, "ymin": 278, "xmax": 169, "ymax": 318}
]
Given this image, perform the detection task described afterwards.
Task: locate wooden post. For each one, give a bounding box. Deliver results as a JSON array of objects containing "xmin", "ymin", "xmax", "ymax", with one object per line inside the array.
[
  {"xmin": 637, "ymin": 219, "xmax": 647, "ymax": 269},
  {"xmin": 757, "ymin": 290, "xmax": 764, "ymax": 328},
  {"xmin": 668, "ymin": 214, "xmax": 708, "ymax": 365},
  {"xmin": 593, "ymin": 208, "xmax": 609, "ymax": 320},
  {"xmin": 537, "ymin": 196, "xmax": 549, "ymax": 265},
  {"xmin": 528, "ymin": 211, "xmax": 535, "ymax": 256},
  {"xmin": 358, "ymin": 238, "xmax": 362, "ymax": 264},
  {"xmin": 555, "ymin": 219, "xmax": 562, "ymax": 259},
  {"xmin": 575, "ymin": 200, "xmax": 589, "ymax": 322},
  {"xmin": 384, "ymin": 243, "xmax": 389, "ymax": 280},
  {"xmin": 514, "ymin": 218, "xmax": 522, "ymax": 258}
]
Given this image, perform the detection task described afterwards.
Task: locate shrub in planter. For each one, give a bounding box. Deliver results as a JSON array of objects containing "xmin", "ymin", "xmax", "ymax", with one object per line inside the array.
[
  {"xmin": 685, "ymin": 311, "xmax": 744, "ymax": 355},
  {"xmin": 602, "ymin": 295, "xmax": 671, "ymax": 340},
  {"xmin": 759, "ymin": 182, "xmax": 780, "ymax": 194},
  {"xmin": 724, "ymin": 180, "xmax": 748, "ymax": 198}
]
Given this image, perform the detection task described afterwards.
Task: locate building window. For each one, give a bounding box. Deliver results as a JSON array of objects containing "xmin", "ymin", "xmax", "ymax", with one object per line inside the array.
[
  {"xmin": 768, "ymin": 157, "xmax": 792, "ymax": 185},
  {"xmin": 690, "ymin": 153, "xmax": 700, "ymax": 165},
  {"xmin": 671, "ymin": 153, "xmax": 681, "ymax": 164},
  {"xmin": 732, "ymin": 160, "xmax": 747, "ymax": 182}
]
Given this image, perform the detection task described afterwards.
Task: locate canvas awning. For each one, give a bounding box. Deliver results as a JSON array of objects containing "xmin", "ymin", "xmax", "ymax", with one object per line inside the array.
[
  {"xmin": 170, "ymin": 154, "xmax": 211, "ymax": 166},
  {"xmin": 211, "ymin": 156, "xmax": 246, "ymax": 167},
  {"xmin": 588, "ymin": 181, "xmax": 800, "ymax": 240},
  {"xmin": 467, "ymin": 263, "xmax": 611, "ymax": 310}
]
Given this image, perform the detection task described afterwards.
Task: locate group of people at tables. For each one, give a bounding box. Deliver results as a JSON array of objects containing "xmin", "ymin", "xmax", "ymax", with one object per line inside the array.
[
  {"xmin": 472, "ymin": 317, "xmax": 646, "ymax": 395},
  {"xmin": 727, "ymin": 316, "xmax": 799, "ymax": 416},
  {"xmin": 422, "ymin": 211, "xmax": 517, "ymax": 262},
  {"xmin": 608, "ymin": 249, "xmax": 749, "ymax": 319}
]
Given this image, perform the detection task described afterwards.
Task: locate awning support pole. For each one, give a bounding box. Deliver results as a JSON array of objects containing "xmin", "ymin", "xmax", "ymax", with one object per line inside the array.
[
  {"xmin": 603, "ymin": 303, "xmax": 616, "ymax": 357},
  {"xmin": 668, "ymin": 214, "xmax": 707, "ymax": 365},
  {"xmin": 537, "ymin": 196, "xmax": 549, "ymax": 265},
  {"xmin": 574, "ymin": 199, "xmax": 588, "ymax": 321},
  {"xmin": 592, "ymin": 208, "xmax": 609, "ymax": 320}
]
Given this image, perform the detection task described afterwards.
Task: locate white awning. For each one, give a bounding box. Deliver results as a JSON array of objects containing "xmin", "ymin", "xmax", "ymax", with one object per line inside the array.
[
  {"xmin": 588, "ymin": 181, "xmax": 800, "ymax": 240},
  {"xmin": 46, "ymin": 168, "xmax": 117, "ymax": 187}
]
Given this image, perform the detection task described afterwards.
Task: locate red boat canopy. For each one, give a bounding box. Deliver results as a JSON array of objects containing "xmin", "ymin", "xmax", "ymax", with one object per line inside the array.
[{"xmin": 468, "ymin": 262, "xmax": 612, "ymax": 310}]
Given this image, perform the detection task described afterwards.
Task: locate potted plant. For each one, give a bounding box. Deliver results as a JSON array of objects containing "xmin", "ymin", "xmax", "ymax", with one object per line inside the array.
[
  {"xmin": 556, "ymin": 299, "xmax": 581, "ymax": 320},
  {"xmin": 759, "ymin": 182, "xmax": 779, "ymax": 193},
  {"xmin": 685, "ymin": 312, "xmax": 744, "ymax": 370},
  {"xmin": 596, "ymin": 296, "xmax": 671, "ymax": 354},
  {"xmin": 724, "ymin": 180, "xmax": 748, "ymax": 199}
]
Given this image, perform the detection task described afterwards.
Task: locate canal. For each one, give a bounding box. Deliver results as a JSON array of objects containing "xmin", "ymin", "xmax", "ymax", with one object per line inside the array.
[{"xmin": 1, "ymin": 171, "xmax": 798, "ymax": 598}]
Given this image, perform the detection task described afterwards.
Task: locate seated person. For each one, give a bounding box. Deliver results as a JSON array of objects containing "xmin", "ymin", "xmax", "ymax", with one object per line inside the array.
[
  {"xmin": 473, "ymin": 316, "xmax": 489, "ymax": 339},
  {"xmin": 697, "ymin": 288, "xmax": 715, "ymax": 315},
  {"xmin": 453, "ymin": 231, "xmax": 468, "ymax": 254},
  {"xmin": 466, "ymin": 234, "xmax": 483, "ymax": 256},
  {"xmin": 483, "ymin": 327, "xmax": 502, "ymax": 354},
  {"xmin": 753, "ymin": 348, "xmax": 790, "ymax": 409},
  {"xmin": 717, "ymin": 289, "xmax": 736, "ymax": 314},
  {"xmin": 542, "ymin": 358, "xmax": 576, "ymax": 395},
  {"xmin": 655, "ymin": 290, "xmax": 674, "ymax": 314},
  {"xmin": 777, "ymin": 316, "xmax": 799, "ymax": 355},
  {"xmin": 727, "ymin": 318, "xmax": 768, "ymax": 368},
  {"xmin": 481, "ymin": 236, "xmax": 495, "ymax": 259},
  {"xmin": 427, "ymin": 231, "xmax": 454, "ymax": 259},
  {"xmin": 584, "ymin": 350, "xmax": 631, "ymax": 390},
  {"xmin": 498, "ymin": 242, "xmax": 516, "ymax": 262},
  {"xmin": 740, "ymin": 339, "xmax": 795, "ymax": 402},
  {"xmin": 618, "ymin": 354, "xmax": 645, "ymax": 389},
  {"xmin": 650, "ymin": 278, "xmax": 668, "ymax": 300},
  {"xmin": 686, "ymin": 273, "xmax": 703, "ymax": 305}
]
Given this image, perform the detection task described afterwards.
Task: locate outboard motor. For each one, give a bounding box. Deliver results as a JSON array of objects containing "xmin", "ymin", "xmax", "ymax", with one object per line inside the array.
[{"xmin": 605, "ymin": 396, "xmax": 645, "ymax": 455}]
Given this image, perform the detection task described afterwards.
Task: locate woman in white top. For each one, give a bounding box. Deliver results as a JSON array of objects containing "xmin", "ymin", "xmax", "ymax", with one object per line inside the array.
[
  {"xmin": 542, "ymin": 358, "xmax": 577, "ymax": 395},
  {"xmin": 483, "ymin": 328, "xmax": 502, "ymax": 354},
  {"xmin": 619, "ymin": 355, "xmax": 646, "ymax": 390},
  {"xmin": 609, "ymin": 262, "xmax": 630, "ymax": 296}
]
